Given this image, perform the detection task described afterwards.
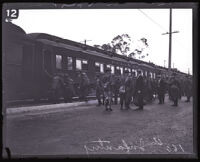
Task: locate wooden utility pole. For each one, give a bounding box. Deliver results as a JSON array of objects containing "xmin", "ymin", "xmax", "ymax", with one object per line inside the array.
[
  {"xmin": 81, "ymin": 39, "xmax": 92, "ymax": 45},
  {"xmin": 162, "ymin": 8, "xmax": 179, "ymax": 73}
]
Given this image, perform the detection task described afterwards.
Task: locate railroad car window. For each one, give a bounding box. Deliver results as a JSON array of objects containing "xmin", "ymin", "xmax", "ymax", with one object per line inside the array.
[
  {"xmin": 56, "ymin": 55, "xmax": 62, "ymax": 69},
  {"xmin": 82, "ymin": 60, "xmax": 88, "ymax": 71},
  {"xmin": 67, "ymin": 57, "xmax": 73, "ymax": 70},
  {"xmin": 76, "ymin": 59, "xmax": 82, "ymax": 70},
  {"xmin": 145, "ymin": 71, "xmax": 148, "ymax": 77},
  {"xmin": 100, "ymin": 63, "xmax": 104, "ymax": 73},
  {"xmin": 140, "ymin": 70, "xmax": 143, "ymax": 76},
  {"xmin": 95, "ymin": 62, "xmax": 100, "ymax": 72},
  {"xmin": 111, "ymin": 65, "xmax": 115, "ymax": 74},
  {"xmin": 120, "ymin": 67, "xmax": 123, "ymax": 75},
  {"xmin": 150, "ymin": 72, "xmax": 152, "ymax": 78},
  {"xmin": 116, "ymin": 66, "xmax": 120, "ymax": 75},
  {"xmin": 135, "ymin": 70, "xmax": 137, "ymax": 76},
  {"xmin": 106, "ymin": 65, "xmax": 111, "ymax": 69}
]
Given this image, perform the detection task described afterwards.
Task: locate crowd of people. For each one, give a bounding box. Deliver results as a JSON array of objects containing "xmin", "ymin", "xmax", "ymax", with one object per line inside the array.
[{"xmin": 49, "ymin": 69, "xmax": 192, "ymax": 111}]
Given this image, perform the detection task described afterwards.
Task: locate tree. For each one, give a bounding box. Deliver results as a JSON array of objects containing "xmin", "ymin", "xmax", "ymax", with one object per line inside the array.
[
  {"xmin": 93, "ymin": 34, "xmax": 149, "ymax": 59},
  {"xmin": 101, "ymin": 43, "xmax": 114, "ymax": 52},
  {"xmin": 111, "ymin": 34, "xmax": 131, "ymax": 55},
  {"xmin": 128, "ymin": 37, "xmax": 149, "ymax": 60}
]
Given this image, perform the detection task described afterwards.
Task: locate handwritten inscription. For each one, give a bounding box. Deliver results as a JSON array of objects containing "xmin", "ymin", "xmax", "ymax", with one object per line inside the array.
[{"xmin": 84, "ymin": 137, "xmax": 184, "ymax": 155}]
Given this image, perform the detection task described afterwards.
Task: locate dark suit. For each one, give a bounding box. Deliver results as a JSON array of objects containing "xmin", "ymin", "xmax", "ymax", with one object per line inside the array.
[
  {"xmin": 157, "ymin": 78, "xmax": 166, "ymax": 104},
  {"xmin": 135, "ymin": 75, "xmax": 144, "ymax": 109}
]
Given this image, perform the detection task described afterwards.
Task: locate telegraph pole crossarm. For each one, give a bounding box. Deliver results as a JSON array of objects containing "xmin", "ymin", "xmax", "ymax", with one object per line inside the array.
[
  {"xmin": 161, "ymin": 8, "xmax": 180, "ymax": 75},
  {"xmin": 80, "ymin": 39, "xmax": 92, "ymax": 45}
]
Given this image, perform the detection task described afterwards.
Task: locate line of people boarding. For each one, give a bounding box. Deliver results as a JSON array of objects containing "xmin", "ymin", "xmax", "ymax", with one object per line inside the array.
[{"xmin": 48, "ymin": 69, "xmax": 192, "ymax": 111}]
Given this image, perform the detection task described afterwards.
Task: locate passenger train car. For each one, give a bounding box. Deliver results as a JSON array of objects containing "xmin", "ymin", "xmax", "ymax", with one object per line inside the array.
[{"xmin": 2, "ymin": 22, "xmax": 187, "ymax": 105}]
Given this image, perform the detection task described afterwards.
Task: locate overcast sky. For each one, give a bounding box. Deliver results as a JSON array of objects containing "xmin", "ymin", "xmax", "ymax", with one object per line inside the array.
[{"xmin": 12, "ymin": 9, "xmax": 192, "ymax": 74}]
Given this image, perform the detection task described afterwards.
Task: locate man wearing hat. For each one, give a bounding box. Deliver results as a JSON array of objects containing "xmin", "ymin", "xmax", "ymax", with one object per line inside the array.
[
  {"xmin": 124, "ymin": 70, "xmax": 132, "ymax": 109},
  {"xmin": 78, "ymin": 72, "xmax": 90, "ymax": 102},
  {"xmin": 134, "ymin": 69, "xmax": 145, "ymax": 110},
  {"xmin": 169, "ymin": 73, "xmax": 181, "ymax": 106},
  {"xmin": 157, "ymin": 74, "xmax": 166, "ymax": 104},
  {"xmin": 184, "ymin": 75, "xmax": 192, "ymax": 102},
  {"xmin": 95, "ymin": 74, "xmax": 103, "ymax": 106},
  {"xmin": 102, "ymin": 68, "xmax": 113, "ymax": 111},
  {"xmin": 131, "ymin": 71, "xmax": 137, "ymax": 104},
  {"xmin": 63, "ymin": 73, "xmax": 75, "ymax": 103}
]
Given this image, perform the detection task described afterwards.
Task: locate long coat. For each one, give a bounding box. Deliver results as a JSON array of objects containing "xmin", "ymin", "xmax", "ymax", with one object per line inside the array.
[
  {"xmin": 157, "ymin": 79, "xmax": 166, "ymax": 95},
  {"xmin": 184, "ymin": 79, "xmax": 192, "ymax": 97},
  {"xmin": 170, "ymin": 79, "xmax": 180, "ymax": 101},
  {"xmin": 134, "ymin": 75, "xmax": 144, "ymax": 106}
]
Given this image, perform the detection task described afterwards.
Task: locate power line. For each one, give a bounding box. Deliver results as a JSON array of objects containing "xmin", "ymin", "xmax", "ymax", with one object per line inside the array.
[{"xmin": 138, "ymin": 9, "xmax": 168, "ymax": 32}]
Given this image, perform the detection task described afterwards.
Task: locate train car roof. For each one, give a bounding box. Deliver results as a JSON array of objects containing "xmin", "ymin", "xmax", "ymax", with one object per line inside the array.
[
  {"xmin": 37, "ymin": 38, "xmax": 141, "ymax": 66},
  {"xmin": 139, "ymin": 63, "xmax": 155, "ymax": 69},
  {"xmin": 28, "ymin": 33, "xmax": 172, "ymax": 71},
  {"xmin": 3, "ymin": 22, "xmax": 26, "ymax": 35}
]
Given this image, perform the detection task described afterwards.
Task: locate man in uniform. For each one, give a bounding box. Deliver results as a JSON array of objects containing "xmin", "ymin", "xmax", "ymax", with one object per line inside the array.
[
  {"xmin": 134, "ymin": 70, "xmax": 145, "ymax": 110},
  {"xmin": 157, "ymin": 74, "xmax": 166, "ymax": 104},
  {"xmin": 131, "ymin": 71, "xmax": 137, "ymax": 104},
  {"xmin": 50, "ymin": 73, "xmax": 65, "ymax": 104},
  {"xmin": 78, "ymin": 72, "xmax": 90, "ymax": 102},
  {"xmin": 184, "ymin": 75, "xmax": 192, "ymax": 102},
  {"xmin": 102, "ymin": 68, "xmax": 113, "ymax": 111},
  {"xmin": 119, "ymin": 73, "xmax": 126, "ymax": 110},
  {"xmin": 112, "ymin": 76, "xmax": 121, "ymax": 105},
  {"xmin": 95, "ymin": 74, "xmax": 103, "ymax": 106},
  {"xmin": 169, "ymin": 73, "xmax": 181, "ymax": 106},
  {"xmin": 63, "ymin": 73, "xmax": 75, "ymax": 103},
  {"xmin": 145, "ymin": 73, "xmax": 153, "ymax": 103},
  {"xmin": 124, "ymin": 70, "xmax": 133, "ymax": 109}
]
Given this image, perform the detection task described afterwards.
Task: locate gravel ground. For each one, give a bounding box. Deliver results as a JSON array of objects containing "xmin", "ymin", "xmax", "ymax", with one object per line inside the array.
[{"xmin": 4, "ymin": 97, "xmax": 194, "ymax": 158}]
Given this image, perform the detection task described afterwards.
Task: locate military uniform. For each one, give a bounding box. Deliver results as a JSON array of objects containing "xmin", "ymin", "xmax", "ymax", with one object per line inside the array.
[
  {"xmin": 134, "ymin": 71, "xmax": 144, "ymax": 110},
  {"xmin": 157, "ymin": 75, "xmax": 166, "ymax": 104},
  {"xmin": 184, "ymin": 76, "xmax": 192, "ymax": 102},
  {"xmin": 102, "ymin": 69, "xmax": 113, "ymax": 111},
  {"xmin": 113, "ymin": 76, "xmax": 121, "ymax": 105},
  {"xmin": 146, "ymin": 77, "xmax": 154, "ymax": 103},
  {"xmin": 50, "ymin": 74, "xmax": 65, "ymax": 103},
  {"xmin": 95, "ymin": 75, "xmax": 103, "ymax": 106},
  {"xmin": 80, "ymin": 73, "xmax": 90, "ymax": 101},
  {"xmin": 63, "ymin": 74, "xmax": 75, "ymax": 103},
  {"xmin": 169, "ymin": 74, "xmax": 181, "ymax": 106},
  {"xmin": 124, "ymin": 72, "xmax": 132, "ymax": 109},
  {"xmin": 131, "ymin": 73, "xmax": 137, "ymax": 104}
]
